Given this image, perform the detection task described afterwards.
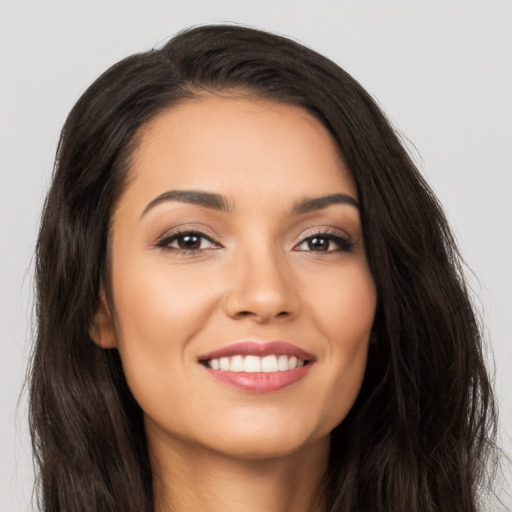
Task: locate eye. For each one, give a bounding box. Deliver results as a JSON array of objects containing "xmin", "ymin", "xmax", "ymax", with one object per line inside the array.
[
  {"xmin": 156, "ymin": 230, "xmax": 220, "ymax": 254},
  {"xmin": 295, "ymin": 231, "xmax": 354, "ymax": 253}
]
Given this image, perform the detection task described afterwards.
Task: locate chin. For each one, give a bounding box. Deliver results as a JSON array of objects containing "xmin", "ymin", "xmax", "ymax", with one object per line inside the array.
[
  {"xmin": 208, "ymin": 434, "xmax": 323, "ymax": 461},
  {"xmin": 192, "ymin": 413, "xmax": 333, "ymax": 461}
]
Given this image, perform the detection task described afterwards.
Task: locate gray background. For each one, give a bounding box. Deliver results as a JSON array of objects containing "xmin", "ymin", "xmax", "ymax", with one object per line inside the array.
[{"xmin": 1, "ymin": 1, "xmax": 511, "ymax": 510}]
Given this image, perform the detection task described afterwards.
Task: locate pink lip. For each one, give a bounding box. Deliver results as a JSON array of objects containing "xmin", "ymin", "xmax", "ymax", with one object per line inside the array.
[
  {"xmin": 198, "ymin": 341, "xmax": 315, "ymax": 362},
  {"xmin": 198, "ymin": 341, "xmax": 315, "ymax": 393},
  {"xmin": 204, "ymin": 365, "xmax": 311, "ymax": 393}
]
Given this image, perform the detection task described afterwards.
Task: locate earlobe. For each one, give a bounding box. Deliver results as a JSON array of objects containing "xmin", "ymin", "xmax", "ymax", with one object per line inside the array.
[{"xmin": 89, "ymin": 287, "xmax": 118, "ymax": 349}]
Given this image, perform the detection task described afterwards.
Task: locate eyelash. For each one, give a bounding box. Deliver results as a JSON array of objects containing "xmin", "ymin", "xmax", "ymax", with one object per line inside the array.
[
  {"xmin": 156, "ymin": 228, "xmax": 354, "ymax": 255},
  {"xmin": 297, "ymin": 229, "xmax": 355, "ymax": 253},
  {"xmin": 156, "ymin": 229, "xmax": 220, "ymax": 255}
]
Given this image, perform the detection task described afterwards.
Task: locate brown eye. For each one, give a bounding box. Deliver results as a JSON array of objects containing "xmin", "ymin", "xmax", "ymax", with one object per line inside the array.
[
  {"xmin": 157, "ymin": 231, "xmax": 219, "ymax": 253},
  {"xmin": 177, "ymin": 234, "xmax": 202, "ymax": 250},
  {"xmin": 295, "ymin": 232, "xmax": 354, "ymax": 253},
  {"xmin": 307, "ymin": 237, "xmax": 330, "ymax": 251}
]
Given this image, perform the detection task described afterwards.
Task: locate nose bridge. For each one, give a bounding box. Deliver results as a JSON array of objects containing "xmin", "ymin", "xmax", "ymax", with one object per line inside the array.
[{"xmin": 224, "ymin": 233, "xmax": 298, "ymax": 321}]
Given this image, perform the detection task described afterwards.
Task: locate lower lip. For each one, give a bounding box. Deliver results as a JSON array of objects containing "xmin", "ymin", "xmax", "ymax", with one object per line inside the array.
[{"xmin": 204, "ymin": 365, "xmax": 312, "ymax": 393}]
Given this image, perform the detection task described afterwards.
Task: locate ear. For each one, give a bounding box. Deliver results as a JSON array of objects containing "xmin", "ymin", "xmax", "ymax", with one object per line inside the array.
[{"xmin": 89, "ymin": 286, "xmax": 118, "ymax": 349}]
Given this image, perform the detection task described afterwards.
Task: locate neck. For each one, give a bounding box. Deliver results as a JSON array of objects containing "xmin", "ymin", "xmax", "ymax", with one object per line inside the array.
[{"xmin": 149, "ymin": 433, "xmax": 329, "ymax": 512}]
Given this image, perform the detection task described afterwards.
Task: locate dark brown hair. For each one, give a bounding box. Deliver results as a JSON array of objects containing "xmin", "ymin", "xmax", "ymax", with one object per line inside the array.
[{"xmin": 30, "ymin": 24, "xmax": 498, "ymax": 511}]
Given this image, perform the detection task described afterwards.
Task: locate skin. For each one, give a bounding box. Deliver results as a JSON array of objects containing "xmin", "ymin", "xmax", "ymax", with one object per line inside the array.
[{"xmin": 92, "ymin": 96, "xmax": 377, "ymax": 512}]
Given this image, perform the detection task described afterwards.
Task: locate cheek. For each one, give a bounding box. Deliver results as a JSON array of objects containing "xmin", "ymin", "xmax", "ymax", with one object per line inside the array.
[
  {"xmin": 112, "ymin": 253, "xmax": 219, "ymax": 343},
  {"xmin": 109, "ymin": 255, "xmax": 220, "ymax": 409},
  {"xmin": 307, "ymin": 263, "xmax": 376, "ymax": 346},
  {"xmin": 303, "ymin": 265, "xmax": 376, "ymax": 429}
]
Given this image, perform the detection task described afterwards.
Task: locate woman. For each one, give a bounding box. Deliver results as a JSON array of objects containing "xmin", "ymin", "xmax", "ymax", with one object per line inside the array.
[{"xmin": 29, "ymin": 25, "xmax": 498, "ymax": 512}]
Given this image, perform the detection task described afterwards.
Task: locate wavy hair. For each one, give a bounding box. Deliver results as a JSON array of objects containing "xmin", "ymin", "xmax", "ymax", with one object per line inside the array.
[{"xmin": 30, "ymin": 24, "xmax": 498, "ymax": 511}]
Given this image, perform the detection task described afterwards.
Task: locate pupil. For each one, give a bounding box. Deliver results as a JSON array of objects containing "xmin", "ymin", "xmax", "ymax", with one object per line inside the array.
[
  {"xmin": 179, "ymin": 235, "xmax": 200, "ymax": 249},
  {"xmin": 309, "ymin": 237, "xmax": 328, "ymax": 251}
]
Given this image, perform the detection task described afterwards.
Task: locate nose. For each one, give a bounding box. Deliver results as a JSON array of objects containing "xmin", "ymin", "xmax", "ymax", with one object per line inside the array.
[{"xmin": 223, "ymin": 245, "xmax": 299, "ymax": 323}]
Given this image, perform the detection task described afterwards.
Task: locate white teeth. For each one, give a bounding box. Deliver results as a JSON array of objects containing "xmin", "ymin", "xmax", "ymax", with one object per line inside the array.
[
  {"xmin": 230, "ymin": 355, "xmax": 244, "ymax": 371},
  {"xmin": 277, "ymin": 354, "xmax": 289, "ymax": 371},
  {"xmin": 206, "ymin": 354, "xmax": 306, "ymax": 372},
  {"xmin": 261, "ymin": 355, "xmax": 278, "ymax": 373},
  {"xmin": 244, "ymin": 355, "xmax": 261, "ymax": 373}
]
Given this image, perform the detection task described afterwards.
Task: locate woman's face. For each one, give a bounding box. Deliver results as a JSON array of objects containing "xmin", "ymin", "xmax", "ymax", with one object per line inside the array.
[{"xmin": 96, "ymin": 96, "xmax": 377, "ymax": 460}]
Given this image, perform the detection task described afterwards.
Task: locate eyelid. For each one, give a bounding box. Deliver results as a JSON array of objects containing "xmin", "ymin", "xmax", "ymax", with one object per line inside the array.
[
  {"xmin": 153, "ymin": 225, "xmax": 354, "ymax": 254},
  {"xmin": 155, "ymin": 227, "xmax": 222, "ymax": 251},
  {"xmin": 294, "ymin": 227, "xmax": 355, "ymax": 252}
]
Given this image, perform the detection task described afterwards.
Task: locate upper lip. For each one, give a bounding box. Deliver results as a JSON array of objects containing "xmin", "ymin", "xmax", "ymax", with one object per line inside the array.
[{"xmin": 198, "ymin": 341, "xmax": 315, "ymax": 362}]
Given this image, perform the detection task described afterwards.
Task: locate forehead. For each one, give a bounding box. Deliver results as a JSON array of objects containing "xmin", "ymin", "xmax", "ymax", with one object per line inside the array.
[{"xmin": 117, "ymin": 95, "xmax": 357, "ymax": 218}]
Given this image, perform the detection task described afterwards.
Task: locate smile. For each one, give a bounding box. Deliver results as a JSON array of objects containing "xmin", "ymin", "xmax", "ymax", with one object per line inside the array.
[
  {"xmin": 206, "ymin": 354, "xmax": 306, "ymax": 373},
  {"xmin": 199, "ymin": 341, "xmax": 314, "ymax": 392}
]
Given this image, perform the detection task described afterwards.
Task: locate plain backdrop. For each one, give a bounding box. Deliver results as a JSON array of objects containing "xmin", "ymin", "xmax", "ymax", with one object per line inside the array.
[{"xmin": 1, "ymin": 1, "xmax": 511, "ymax": 511}]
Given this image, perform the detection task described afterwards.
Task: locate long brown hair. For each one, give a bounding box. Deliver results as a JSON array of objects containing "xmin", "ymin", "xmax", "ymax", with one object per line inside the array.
[{"xmin": 30, "ymin": 25, "xmax": 498, "ymax": 511}]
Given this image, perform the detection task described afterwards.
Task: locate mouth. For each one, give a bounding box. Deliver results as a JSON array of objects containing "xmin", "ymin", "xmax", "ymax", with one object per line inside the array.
[
  {"xmin": 202, "ymin": 354, "xmax": 308, "ymax": 372},
  {"xmin": 198, "ymin": 341, "xmax": 315, "ymax": 393}
]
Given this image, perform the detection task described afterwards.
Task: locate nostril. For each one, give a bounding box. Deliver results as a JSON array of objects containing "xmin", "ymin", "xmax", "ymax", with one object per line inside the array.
[{"xmin": 233, "ymin": 309, "xmax": 291, "ymax": 321}]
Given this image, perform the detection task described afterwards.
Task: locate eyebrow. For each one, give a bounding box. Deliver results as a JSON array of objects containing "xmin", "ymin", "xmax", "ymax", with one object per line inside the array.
[
  {"xmin": 291, "ymin": 193, "xmax": 360, "ymax": 214},
  {"xmin": 140, "ymin": 189, "xmax": 359, "ymax": 218},
  {"xmin": 141, "ymin": 190, "xmax": 232, "ymax": 218}
]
